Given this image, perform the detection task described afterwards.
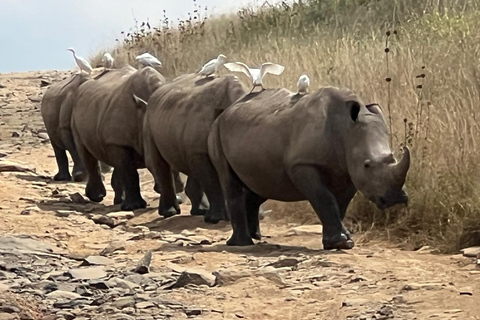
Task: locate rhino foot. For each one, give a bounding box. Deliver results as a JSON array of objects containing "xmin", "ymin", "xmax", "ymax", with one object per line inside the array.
[
  {"xmin": 54, "ymin": 172, "xmax": 72, "ymax": 182},
  {"xmin": 227, "ymin": 234, "xmax": 255, "ymax": 246},
  {"xmin": 160, "ymin": 207, "xmax": 180, "ymax": 218},
  {"xmin": 204, "ymin": 214, "xmax": 223, "ymax": 224},
  {"xmin": 251, "ymin": 231, "xmax": 262, "ymax": 241},
  {"xmin": 323, "ymin": 234, "xmax": 355, "ymax": 250},
  {"xmin": 121, "ymin": 198, "xmax": 147, "ymax": 211}
]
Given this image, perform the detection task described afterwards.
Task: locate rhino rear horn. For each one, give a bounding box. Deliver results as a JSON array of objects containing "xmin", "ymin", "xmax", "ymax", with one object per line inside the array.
[
  {"xmin": 133, "ymin": 94, "xmax": 148, "ymax": 112},
  {"xmin": 392, "ymin": 146, "xmax": 410, "ymax": 187}
]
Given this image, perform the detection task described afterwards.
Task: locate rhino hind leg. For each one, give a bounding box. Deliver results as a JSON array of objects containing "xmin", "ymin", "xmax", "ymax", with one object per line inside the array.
[
  {"xmin": 245, "ymin": 190, "xmax": 266, "ymax": 241},
  {"xmin": 78, "ymin": 144, "xmax": 106, "ymax": 202},
  {"xmin": 52, "ymin": 144, "xmax": 72, "ymax": 181},
  {"xmin": 185, "ymin": 177, "xmax": 209, "ymax": 216},
  {"xmin": 60, "ymin": 129, "xmax": 86, "ymax": 182},
  {"xmin": 288, "ymin": 165, "xmax": 354, "ymax": 250},
  {"xmin": 111, "ymin": 147, "xmax": 147, "ymax": 211}
]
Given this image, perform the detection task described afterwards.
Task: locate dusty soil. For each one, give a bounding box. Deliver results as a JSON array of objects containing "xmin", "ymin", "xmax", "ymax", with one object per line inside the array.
[{"xmin": 0, "ymin": 71, "xmax": 479, "ymax": 320}]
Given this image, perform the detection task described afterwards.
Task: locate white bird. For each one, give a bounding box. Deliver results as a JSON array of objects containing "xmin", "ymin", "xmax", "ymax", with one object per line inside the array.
[
  {"xmin": 198, "ymin": 54, "xmax": 227, "ymax": 77},
  {"xmin": 297, "ymin": 74, "xmax": 310, "ymax": 94},
  {"xmin": 223, "ymin": 62, "xmax": 285, "ymax": 92},
  {"xmin": 135, "ymin": 53, "xmax": 162, "ymax": 68},
  {"xmin": 102, "ymin": 53, "xmax": 114, "ymax": 69},
  {"xmin": 66, "ymin": 48, "xmax": 93, "ymax": 75}
]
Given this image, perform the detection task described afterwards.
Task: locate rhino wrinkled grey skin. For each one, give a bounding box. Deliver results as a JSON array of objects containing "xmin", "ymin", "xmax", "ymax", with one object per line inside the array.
[
  {"xmin": 71, "ymin": 66, "xmax": 183, "ymax": 210},
  {"xmin": 41, "ymin": 74, "xmax": 90, "ymax": 182},
  {"xmin": 208, "ymin": 87, "xmax": 410, "ymax": 250},
  {"xmin": 141, "ymin": 74, "xmax": 246, "ymax": 222}
]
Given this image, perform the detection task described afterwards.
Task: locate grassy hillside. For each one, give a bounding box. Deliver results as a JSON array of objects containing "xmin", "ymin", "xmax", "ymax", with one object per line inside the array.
[{"xmin": 94, "ymin": 0, "xmax": 480, "ymax": 252}]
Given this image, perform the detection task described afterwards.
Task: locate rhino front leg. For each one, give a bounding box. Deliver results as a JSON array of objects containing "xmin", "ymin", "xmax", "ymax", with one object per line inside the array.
[
  {"xmin": 334, "ymin": 184, "xmax": 357, "ymax": 240},
  {"xmin": 289, "ymin": 165, "xmax": 354, "ymax": 250},
  {"xmin": 185, "ymin": 177, "xmax": 209, "ymax": 216},
  {"xmin": 52, "ymin": 144, "xmax": 72, "ymax": 181},
  {"xmin": 111, "ymin": 168, "xmax": 124, "ymax": 205}
]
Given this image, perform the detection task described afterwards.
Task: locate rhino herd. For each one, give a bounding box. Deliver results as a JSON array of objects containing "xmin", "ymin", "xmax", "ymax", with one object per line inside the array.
[{"xmin": 40, "ymin": 65, "xmax": 410, "ymax": 250}]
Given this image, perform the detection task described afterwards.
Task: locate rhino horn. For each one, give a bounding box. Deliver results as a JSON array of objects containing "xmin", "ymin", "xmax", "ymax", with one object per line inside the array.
[{"xmin": 391, "ymin": 146, "xmax": 410, "ymax": 188}]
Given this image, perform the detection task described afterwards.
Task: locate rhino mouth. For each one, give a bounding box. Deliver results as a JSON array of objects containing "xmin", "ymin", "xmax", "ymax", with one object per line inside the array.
[{"xmin": 374, "ymin": 189, "xmax": 408, "ymax": 210}]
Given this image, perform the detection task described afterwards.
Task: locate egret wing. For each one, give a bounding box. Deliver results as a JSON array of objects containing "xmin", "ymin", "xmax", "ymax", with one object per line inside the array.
[
  {"xmin": 260, "ymin": 63, "xmax": 285, "ymax": 77},
  {"xmin": 223, "ymin": 62, "xmax": 253, "ymax": 80}
]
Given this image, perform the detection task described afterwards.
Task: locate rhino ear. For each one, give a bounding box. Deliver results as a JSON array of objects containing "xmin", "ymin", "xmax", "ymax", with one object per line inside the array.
[
  {"xmin": 348, "ymin": 101, "xmax": 361, "ymax": 122},
  {"xmin": 133, "ymin": 95, "xmax": 147, "ymax": 112}
]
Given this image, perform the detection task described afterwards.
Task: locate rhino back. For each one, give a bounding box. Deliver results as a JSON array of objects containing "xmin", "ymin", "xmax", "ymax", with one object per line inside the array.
[{"xmin": 146, "ymin": 74, "xmax": 245, "ymax": 173}]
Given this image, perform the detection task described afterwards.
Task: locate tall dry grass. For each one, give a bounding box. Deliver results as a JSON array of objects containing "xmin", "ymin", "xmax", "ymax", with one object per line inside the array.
[{"xmin": 94, "ymin": 0, "xmax": 480, "ymax": 252}]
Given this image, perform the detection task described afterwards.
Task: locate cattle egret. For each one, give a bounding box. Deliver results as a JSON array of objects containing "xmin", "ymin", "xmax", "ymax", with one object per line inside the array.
[
  {"xmin": 135, "ymin": 53, "xmax": 162, "ymax": 68},
  {"xmin": 297, "ymin": 74, "xmax": 310, "ymax": 94},
  {"xmin": 198, "ymin": 54, "xmax": 227, "ymax": 77},
  {"xmin": 102, "ymin": 53, "xmax": 114, "ymax": 69},
  {"xmin": 67, "ymin": 48, "xmax": 93, "ymax": 75},
  {"xmin": 224, "ymin": 62, "xmax": 285, "ymax": 92}
]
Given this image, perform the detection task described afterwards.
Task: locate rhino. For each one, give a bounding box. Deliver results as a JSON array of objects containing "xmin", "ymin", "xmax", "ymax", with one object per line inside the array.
[
  {"xmin": 208, "ymin": 87, "xmax": 410, "ymax": 249},
  {"xmin": 41, "ymin": 74, "xmax": 89, "ymax": 181},
  {"xmin": 141, "ymin": 74, "xmax": 246, "ymax": 222},
  {"xmin": 71, "ymin": 66, "xmax": 183, "ymax": 210}
]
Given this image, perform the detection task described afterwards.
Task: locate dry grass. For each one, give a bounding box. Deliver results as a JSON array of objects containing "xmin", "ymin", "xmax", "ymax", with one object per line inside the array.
[{"xmin": 94, "ymin": 0, "xmax": 480, "ymax": 252}]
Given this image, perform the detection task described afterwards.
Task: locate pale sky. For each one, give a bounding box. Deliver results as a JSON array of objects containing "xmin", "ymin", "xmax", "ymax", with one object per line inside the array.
[{"xmin": 0, "ymin": 0, "xmax": 262, "ymax": 73}]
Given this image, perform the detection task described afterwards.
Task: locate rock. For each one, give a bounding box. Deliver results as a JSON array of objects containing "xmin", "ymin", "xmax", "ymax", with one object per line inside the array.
[
  {"xmin": 0, "ymin": 313, "xmax": 16, "ymax": 320},
  {"xmin": 134, "ymin": 250, "xmax": 152, "ymax": 274},
  {"xmin": 255, "ymin": 267, "xmax": 286, "ymax": 286},
  {"xmin": 91, "ymin": 215, "xmax": 115, "ymax": 228},
  {"xmin": 53, "ymin": 298, "xmax": 91, "ymax": 309},
  {"xmin": 88, "ymin": 280, "xmax": 109, "ymax": 290},
  {"xmin": 185, "ymin": 308, "xmax": 202, "ymax": 316},
  {"xmin": 124, "ymin": 274, "xmax": 153, "ymax": 287},
  {"xmin": 81, "ymin": 256, "xmax": 114, "ymax": 266},
  {"xmin": 0, "ymin": 305, "xmax": 19, "ymax": 313},
  {"xmin": 55, "ymin": 210, "xmax": 71, "ymax": 218},
  {"xmin": 461, "ymin": 246, "xmax": 480, "ymax": 258},
  {"xmin": 40, "ymin": 80, "xmax": 51, "ymax": 87},
  {"xmin": 285, "ymin": 225, "xmax": 323, "ymax": 236},
  {"xmin": 113, "ymin": 297, "xmax": 136, "ymax": 309},
  {"xmin": 70, "ymin": 192, "xmax": 87, "ymax": 204},
  {"xmin": 378, "ymin": 305, "xmax": 393, "ymax": 316},
  {"xmin": 28, "ymin": 96, "xmax": 42, "ymax": 103},
  {"xmin": 106, "ymin": 211, "xmax": 134, "ymax": 219},
  {"xmin": 0, "ymin": 160, "xmax": 35, "ymax": 173},
  {"xmin": 173, "ymin": 268, "xmax": 216, "ymax": 288},
  {"xmin": 38, "ymin": 132, "xmax": 49, "ymax": 141},
  {"xmin": 135, "ymin": 301, "xmax": 155, "ymax": 309},
  {"xmin": 100, "ymin": 241, "xmax": 126, "ymax": 256},
  {"xmin": 47, "ymin": 290, "xmax": 81, "ymax": 300},
  {"xmin": 401, "ymin": 282, "xmax": 442, "ymax": 291},
  {"xmin": 11, "ymin": 132, "xmax": 19, "ymax": 138},
  {"xmin": 213, "ymin": 269, "xmax": 251, "ymax": 286},
  {"xmin": 67, "ymin": 267, "xmax": 106, "ymax": 280},
  {"xmin": 108, "ymin": 278, "xmax": 139, "ymax": 290},
  {"xmin": 0, "ymin": 83, "xmax": 6, "ymax": 89},
  {"xmin": 267, "ymin": 257, "xmax": 300, "ymax": 269}
]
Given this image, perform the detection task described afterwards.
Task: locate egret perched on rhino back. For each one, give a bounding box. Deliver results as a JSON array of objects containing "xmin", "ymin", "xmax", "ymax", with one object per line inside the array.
[
  {"xmin": 102, "ymin": 53, "xmax": 114, "ymax": 69},
  {"xmin": 208, "ymin": 86, "xmax": 410, "ymax": 249},
  {"xmin": 198, "ymin": 54, "xmax": 227, "ymax": 77},
  {"xmin": 224, "ymin": 61, "xmax": 285, "ymax": 92},
  {"xmin": 297, "ymin": 74, "xmax": 310, "ymax": 94},
  {"xmin": 135, "ymin": 53, "xmax": 162, "ymax": 68},
  {"xmin": 66, "ymin": 48, "xmax": 93, "ymax": 75}
]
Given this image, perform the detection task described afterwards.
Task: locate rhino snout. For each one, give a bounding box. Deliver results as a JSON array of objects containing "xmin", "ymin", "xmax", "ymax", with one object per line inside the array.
[{"xmin": 374, "ymin": 189, "xmax": 408, "ymax": 210}]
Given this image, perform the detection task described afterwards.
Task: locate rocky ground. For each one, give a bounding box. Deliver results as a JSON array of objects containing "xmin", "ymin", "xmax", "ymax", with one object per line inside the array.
[{"xmin": 0, "ymin": 71, "xmax": 479, "ymax": 320}]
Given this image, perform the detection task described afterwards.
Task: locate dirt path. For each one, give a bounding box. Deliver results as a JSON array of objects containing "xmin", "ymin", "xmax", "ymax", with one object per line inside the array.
[{"xmin": 0, "ymin": 71, "xmax": 479, "ymax": 320}]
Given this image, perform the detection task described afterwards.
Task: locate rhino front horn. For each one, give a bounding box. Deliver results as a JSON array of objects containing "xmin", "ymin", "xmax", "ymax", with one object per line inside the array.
[{"xmin": 392, "ymin": 146, "xmax": 410, "ymax": 187}]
